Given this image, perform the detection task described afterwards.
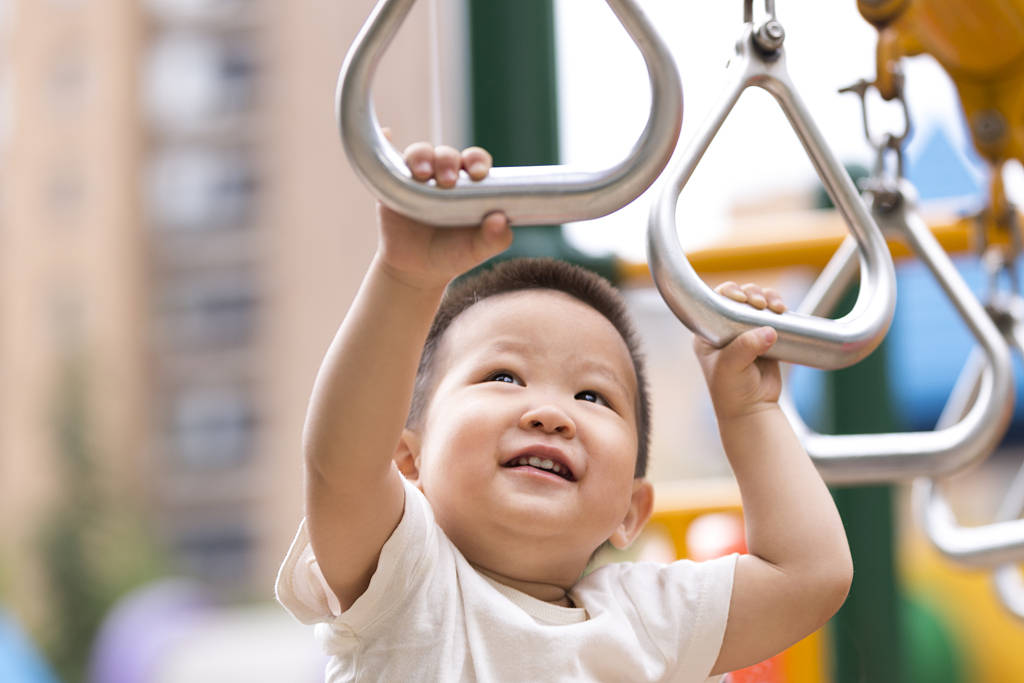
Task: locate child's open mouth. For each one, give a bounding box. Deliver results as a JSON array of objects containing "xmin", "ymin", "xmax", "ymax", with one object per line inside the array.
[{"xmin": 503, "ymin": 455, "xmax": 576, "ymax": 481}]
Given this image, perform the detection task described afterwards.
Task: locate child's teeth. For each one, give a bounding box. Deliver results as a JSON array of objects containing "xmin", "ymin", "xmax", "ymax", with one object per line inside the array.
[{"xmin": 514, "ymin": 455, "xmax": 567, "ymax": 477}]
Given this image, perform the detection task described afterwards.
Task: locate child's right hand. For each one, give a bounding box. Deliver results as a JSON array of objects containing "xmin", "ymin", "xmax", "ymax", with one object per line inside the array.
[
  {"xmin": 693, "ymin": 281, "xmax": 787, "ymax": 422},
  {"xmin": 375, "ymin": 140, "xmax": 513, "ymax": 291}
]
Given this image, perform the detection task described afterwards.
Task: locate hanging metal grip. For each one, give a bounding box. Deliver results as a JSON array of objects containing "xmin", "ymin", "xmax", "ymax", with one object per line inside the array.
[
  {"xmin": 782, "ymin": 180, "xmax": 1014, "ymax": 484},
  {"xmin": 915, "ymin": 291, "xmax": 1023, "ymax": 566},
  {"xmin": 338, "ymin": 0, "xmax": 683, "ymax": 226},
  {"xmin": 993, "ymin": 456, "xmax": 1024, "ymax": 619},
  {"xmin": 647, "ymin": 22, "xmax": 896, "ymax": 369}
]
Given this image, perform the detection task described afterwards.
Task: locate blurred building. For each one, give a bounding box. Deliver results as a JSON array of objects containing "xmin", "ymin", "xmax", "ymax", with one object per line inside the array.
[{"xmin": 0, "ymin": 0, "xmax": 444, "ymax": 635}]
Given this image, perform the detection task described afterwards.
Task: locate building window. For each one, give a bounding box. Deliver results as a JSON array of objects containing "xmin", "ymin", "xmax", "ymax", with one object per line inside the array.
[
  {"xmin": 159, "ymin": 269, "xmax": 259, "ymax": 348},
  {"xmin": 46, "ymin": 166, "xmax": 84, "ymax": 219},
  {"xmin": 145, "ymin": 0, "xmax": 256, "ymax": 23},
  {"xmin": 174, "ymin": 525, "xmax": 253, "ymax": 583},
  {"xmin": 142, "ymin": 31, "xmax": 258, "ymax": 133},
  {"xmin": 46, "ymin": 47, "xmax": 87, "ymax": 116},
  {"xmin": 146, "ymin": 146, "xmax": 256, "ymax": 230},
  {"xmin": 169, "ymin": 385, "xmax": 256, "ymax": 469}
]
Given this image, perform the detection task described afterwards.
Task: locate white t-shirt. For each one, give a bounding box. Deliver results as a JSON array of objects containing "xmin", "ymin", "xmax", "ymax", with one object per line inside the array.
[{"xmin": 276, "ymin": 477, "xmax": 736, "ymax": 682}]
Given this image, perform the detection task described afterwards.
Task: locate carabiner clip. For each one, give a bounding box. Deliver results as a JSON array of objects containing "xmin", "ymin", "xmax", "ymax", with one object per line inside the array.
[
  {"xmin": 338, "ymin": 0, "xmax": 682, "ymax": 226},
  {"xmin": 648, "ymin": 14, "xmax": 896, "ymax": 370},
  {"xmin": 781, "ymin": 180, "xmax": 1015, "ymax": 483}
]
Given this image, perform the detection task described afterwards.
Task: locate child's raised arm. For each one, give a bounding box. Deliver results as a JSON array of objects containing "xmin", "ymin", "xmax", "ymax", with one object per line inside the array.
[
  {"xmin": 697, "ymin": 282, "xmax": 853, "ymax": 675},
  {"xmin": 303, "ymin": 142, "xmax": 512, "ymax": 610}
]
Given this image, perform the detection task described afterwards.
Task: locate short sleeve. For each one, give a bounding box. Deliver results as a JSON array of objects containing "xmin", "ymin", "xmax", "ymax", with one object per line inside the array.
[
  {"xmin": 275, "ymin": 477, "xmax": 435, "ymax": 629},
  {"xmin": 275, "ymin": 519, "xmax": 344, "ymax": 624},
  {"xmin": 670, "ymin": 554, "xmax": 736, "ymax": 680},
  {"xmin": 579, "ymin": 553, "xmax": 737, "ymax": 682}
]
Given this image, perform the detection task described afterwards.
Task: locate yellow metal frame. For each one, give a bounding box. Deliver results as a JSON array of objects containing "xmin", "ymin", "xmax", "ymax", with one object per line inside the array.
[
  {"xmin": 858, "ymin": 0, "xmax": 1024, "ymax": 241},
  {"xmin": 621, "ymin": 210, "xmax": 1016, "ymax": 282}
]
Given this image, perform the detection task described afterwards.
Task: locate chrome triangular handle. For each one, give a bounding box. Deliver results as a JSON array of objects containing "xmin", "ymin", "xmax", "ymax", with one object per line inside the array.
[
  {"xmin": 781, "ymin": 180, "xmax": 1014, "ymax": 484},
  {"xmin": 338, "ymin": 0, "xmax": 682, "ymax": 226},
  {"xmin": 915, "ymin": 289, "xmax": 1022, "ymax": 566},
  {"xmin": 648, "ymin": 23, "xmax": 896, "ymax": 369}
]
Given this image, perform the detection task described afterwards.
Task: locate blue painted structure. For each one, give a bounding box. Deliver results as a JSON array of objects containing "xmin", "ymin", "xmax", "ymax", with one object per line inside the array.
[{"xmin": 0, "ymin": 609, "xmax": 61, "ymax": 683}]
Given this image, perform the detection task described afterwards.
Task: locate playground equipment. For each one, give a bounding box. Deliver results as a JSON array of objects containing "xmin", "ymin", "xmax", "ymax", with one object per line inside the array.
[
  {"xmin": 648, "ymin": 0, "xmax": 896, "ymax": 370},
  {"xmin": 338, "ymin": 0, "xmax": 1024, "ymax": 679},
  {"xmin": 856, "ymin": 0, "xmax": 1024, "ymax": 243},
  {"xmin": 778, "ymin": 78, "xmax": 1015, "ymax": 484},
  {"xmin": 337, "ymin": 0, "xmax": 682, "ymax": 227}
]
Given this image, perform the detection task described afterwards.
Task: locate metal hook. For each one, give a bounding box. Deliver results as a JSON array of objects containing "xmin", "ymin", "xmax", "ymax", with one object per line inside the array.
[
  {"xmin": 779, "ymin": 180, "xmax": 1014, "ymax": 483},
  {"xmin": 337, "ymin": 0, "xmax": 683, "ymax": 227},
  {"xmin": 647, "ymin": 17, "xmax": 895, "ymax": 370}
]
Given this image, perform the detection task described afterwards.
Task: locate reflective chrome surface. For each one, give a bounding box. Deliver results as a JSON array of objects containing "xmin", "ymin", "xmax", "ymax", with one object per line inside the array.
[
  {"xmin": 647, "ymin": 24, "xmax": 896, "ymax": 369},
  {"xmin": 783, "ymin": 181, "xmax": 1014, "ymax": 483},
  {"xmin": 916, "ymin": 289, "xmax": 1023, "ymax": 566},
  {"xmin": 338, "ymin": 0, "xmax": 683, "ymax": 226}
]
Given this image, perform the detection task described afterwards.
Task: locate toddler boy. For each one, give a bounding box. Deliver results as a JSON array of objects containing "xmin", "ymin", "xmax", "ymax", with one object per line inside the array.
[{"xmin": 276, "ymin": 142, "xmax": 852, "ymax": 682}]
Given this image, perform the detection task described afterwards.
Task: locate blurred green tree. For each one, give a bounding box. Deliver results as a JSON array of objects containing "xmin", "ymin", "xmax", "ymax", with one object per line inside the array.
[{"xmin": 36, "ymin": 354, "xmax": 165, "ymax": 683}]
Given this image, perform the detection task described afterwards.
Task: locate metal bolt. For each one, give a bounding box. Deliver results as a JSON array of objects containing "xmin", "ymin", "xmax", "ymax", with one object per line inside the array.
[
  {"xmin": 972, "ymin": 110, "xmax": 1007, "ymax": 146},
  {"xmin": 753, "ymin": 20, "xmax": 786, "ymax": 53}
]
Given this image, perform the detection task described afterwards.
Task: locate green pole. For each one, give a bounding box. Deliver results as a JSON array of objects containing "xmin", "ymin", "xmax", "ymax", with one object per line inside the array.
[
  {"xmin": 821, "ymin": 286, "xmax": 904, "ymax": 683},
  {"xmin": 826, "ymin": 353, "xmax": 904, "ymax": 681},
  {"xmin": 465, "ymin": 0, "xmax": 617, "ymax": 282},
  {"xmin": 812, "ymin": 177, "xmax": 904, "ymax": 682}
]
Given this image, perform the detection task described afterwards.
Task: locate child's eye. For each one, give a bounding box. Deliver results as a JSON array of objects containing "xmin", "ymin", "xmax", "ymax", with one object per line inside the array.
[
  {"xmin": 486, "ymin": 371, "xmax": 520, "ymax": 385},
  {"xmin": 575, "ymin": 390, "xmax": 609, "ymax": 407}
]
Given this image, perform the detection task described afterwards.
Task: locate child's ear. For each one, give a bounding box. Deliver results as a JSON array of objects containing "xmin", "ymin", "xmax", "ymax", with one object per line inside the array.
[
  {"xmin": 393, "ymin": 428, "xmax": 423, "ymax": 489},
  {"xmin": 608, "ymin": 479, "xmax": 655, "ymax": 550}
]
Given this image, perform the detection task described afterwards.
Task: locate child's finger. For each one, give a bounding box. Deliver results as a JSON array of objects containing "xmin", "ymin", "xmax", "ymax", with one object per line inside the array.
[
  {"xmin": 740, "ymin": 283, "xmax": 768, "ymax": 310},
  {"xmin": 715, "ymin": 281, "xmax": 747, "ymax": 304},
  {"xmin": 764, "ymin": 287, "xmax": 787, "ymax": 314},
  {"xmin": 404, "ymin": 142, "xmax": 435, "ymax": 181},
  {"xmin": 434, "ymin": 145, "xmax": 461, "ymax": 188},
  {"xmin": 721, "ymin": 326, "xmax": 778, "ymax": 370},
  {"xmin": 473, "ymin": 211, "xmax": 513, "ymax": 257},
  {"xmin": 382, "ymin": 126, "xmax": 395, "ymax": 144},
  {"xmin": 462, "ymin": 146, "xmax": 493, "ymax": 181}
]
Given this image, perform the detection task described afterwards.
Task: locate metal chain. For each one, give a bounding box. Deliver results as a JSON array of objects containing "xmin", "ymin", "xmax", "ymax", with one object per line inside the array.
[
  {"xmin": 840, "ymin": 70, "xmax": 911, "ymax": 214},
  {"xmin": 838, "ymin": 68, "xmax": 911, "ymax": 175}
]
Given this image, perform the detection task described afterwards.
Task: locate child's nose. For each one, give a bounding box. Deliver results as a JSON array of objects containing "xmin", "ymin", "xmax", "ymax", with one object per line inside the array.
[{"xmin": 519, "ymin": 405, "xmax": 576, "ymax": 438}]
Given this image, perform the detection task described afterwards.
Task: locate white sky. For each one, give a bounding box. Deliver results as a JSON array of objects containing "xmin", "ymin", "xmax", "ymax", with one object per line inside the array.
[{"xmin": 553, "ymin": 0, "xmax": 979, "ymax": 261}]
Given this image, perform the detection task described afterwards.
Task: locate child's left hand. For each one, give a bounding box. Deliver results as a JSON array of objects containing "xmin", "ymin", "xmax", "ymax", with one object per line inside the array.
[{"xmin": 693, "ymin": 281, "xmax": 787, "ymax": 422}]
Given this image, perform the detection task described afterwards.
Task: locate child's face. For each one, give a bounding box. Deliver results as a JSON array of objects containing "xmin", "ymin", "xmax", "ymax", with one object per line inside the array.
[{"xmin": 404, "ymin": 289, "xmax": 646, "ymax": 578}]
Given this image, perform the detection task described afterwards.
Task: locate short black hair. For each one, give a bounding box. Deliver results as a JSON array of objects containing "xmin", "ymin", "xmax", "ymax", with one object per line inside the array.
[{"xmin": 407, "ymin": 258, "xmax": 651, "ymax": 477}]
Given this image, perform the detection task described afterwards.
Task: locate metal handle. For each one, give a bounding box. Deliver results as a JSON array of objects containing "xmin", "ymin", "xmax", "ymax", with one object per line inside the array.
[
  {"xmin": 338, "ymin": 0, "xmax": 683, "ymax": 226},
  {"xmin": 993, "ymin": 457, "xmax": 1024, "ymax": 619},
  {"xmin": 916, "ymin": 291, "xmax": 1022, "ymax": 566},
  {"xmin": 648, "ymin": 22, "xmax": 896, "ymax": 369},
  {"xmin": 917, "ymin": 477, "xmax": 1024, "ymax": 566},
  {"xmin": 993, "ymin": 563, "xmax": 1024, "ymax": 620},
  {"xmin": 781, "ymin": 180, "xmax": 1015, "ymax": 483}
]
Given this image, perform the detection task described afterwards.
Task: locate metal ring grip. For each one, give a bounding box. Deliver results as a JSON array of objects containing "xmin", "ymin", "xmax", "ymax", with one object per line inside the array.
[
  {"xmin": 993, "ymin": 456, "xmax": 1024, "ymax": 619},
  {"xmin": 782, "ymin": 180, "xmax": 1014, "ymax": 484},
  {"xmin": 338, "ymin": 0, "xmax": 683, "ymax": 227},
  {"xmin": 994, "ymin": 560, "xmax": 1024, "ymax": 620},
  {"xmin": 915, "ymin": 293, "xmax": 1022, "ymax": 566},
  {"xmin": 648, "ymin": 24, "xmax": 895, "ymax": 369}
]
